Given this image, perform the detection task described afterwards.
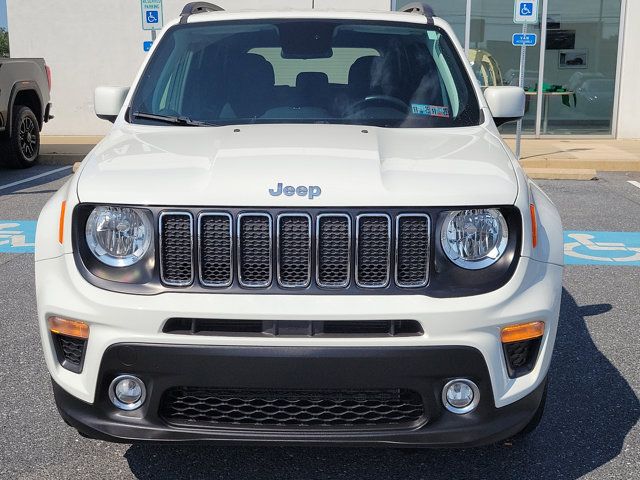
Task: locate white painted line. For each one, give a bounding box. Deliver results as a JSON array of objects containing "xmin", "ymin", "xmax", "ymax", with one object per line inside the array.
[
  {"xmin": 0, "ymin": 166, "xmax": 71, "ymax": 192},
  {"xmin": 628, "ymin": 180, "xmax": 640, "ymax": 190}
]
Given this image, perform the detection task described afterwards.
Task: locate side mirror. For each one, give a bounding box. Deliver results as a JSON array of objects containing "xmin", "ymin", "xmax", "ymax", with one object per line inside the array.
[
  {"xmin": 94, "ymin": 86, "xmax": 130, "ymax": 123},
  {"xmin": 484, "ymin": 86, "xmax": 526, "ymax": 127}
]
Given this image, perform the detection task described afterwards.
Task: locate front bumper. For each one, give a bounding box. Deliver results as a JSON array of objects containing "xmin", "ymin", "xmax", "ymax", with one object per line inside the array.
[{"xmin": 53, "ymin": 343, "xmax": 547, "ymax": 447}]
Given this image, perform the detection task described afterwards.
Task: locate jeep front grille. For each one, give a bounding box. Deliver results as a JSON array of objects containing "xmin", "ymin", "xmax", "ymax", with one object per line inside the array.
[{"xmin": 158, "ymin": 210, "xmax": 431, "ymax": 290}]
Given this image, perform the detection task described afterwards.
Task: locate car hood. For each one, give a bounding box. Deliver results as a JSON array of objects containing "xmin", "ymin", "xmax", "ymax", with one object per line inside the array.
[{"xmin": 77, "ymin": 124, "xmax": 518, "ymax": 207}]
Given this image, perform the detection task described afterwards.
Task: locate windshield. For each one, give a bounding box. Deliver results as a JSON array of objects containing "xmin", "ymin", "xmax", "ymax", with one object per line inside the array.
[{"xmin": 129, "ymin": 20, "xmax": 480, "ymax": 128}]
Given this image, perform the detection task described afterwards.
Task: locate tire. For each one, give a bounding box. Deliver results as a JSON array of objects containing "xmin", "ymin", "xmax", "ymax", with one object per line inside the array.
[
  {"xmin": 0, "ymin": 105, "xmax": 41, "ymax": 169},
  {"xmin": 516, "ymin": 378, "xmax": 548, "ymax": 437}
]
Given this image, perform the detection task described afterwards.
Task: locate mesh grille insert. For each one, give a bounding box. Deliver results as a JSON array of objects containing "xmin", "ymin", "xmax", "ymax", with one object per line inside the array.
[
  {"xmin": 160, "ymin": 388, "xmax": 425, "ymax": 428},
  {"xmin": 396, "ymin": 215, "xmax": 430, "ymax": 287},
  {"xmin": 53, "ymin": 334, "xmax": 87, "ymax": 373},
  {"xmin": 199, "ymin": 214, "xmax": 232, "ymax": 287},
  {"xmin": 278, "ymin": 215, "xmax": 311, "ymax": 287},
  {"xmin": 503, "ymin": 338, "xmax": 542, "ymax": 378},
  {"xmin": 238, "ymin": 214, "xmax": 272, "ymax": 287},
  {"xmin": 356, "ymin": 215, "xmax": 391, "ymax": 287},
  {"xmin": 57, "ymin": 335, "xmax": 85, "ymax": 365},
  {"xmin": 317, "ymin": 215, "xmax": 351, "ymax": 288},
  {"xmin": 160, "ymin": 213, "xmax": 193, "ymax": 286}
]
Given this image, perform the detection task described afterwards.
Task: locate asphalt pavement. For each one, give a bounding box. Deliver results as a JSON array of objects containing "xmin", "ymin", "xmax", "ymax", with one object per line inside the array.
[{"xmin": 0, "ymin": 165, "xmax": 638, "ymax": 480}]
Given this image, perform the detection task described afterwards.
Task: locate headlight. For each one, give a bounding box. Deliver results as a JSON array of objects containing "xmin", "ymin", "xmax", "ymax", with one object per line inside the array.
[
  {"xmin": 85, "ymin": 206, "xmax": 153, "ymax": 267},
  {"xmin": 440, "ymin": 208, "xmax": 508, "ymax": 270}
]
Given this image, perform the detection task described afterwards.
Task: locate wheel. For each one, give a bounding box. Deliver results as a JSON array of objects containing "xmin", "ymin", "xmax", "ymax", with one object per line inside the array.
[
  {"xmin": 0, "ymin": 105, "xmax": 41, "ymax": 168},
  {"xmin": 516, "ymin": 378, "xmax": 548, "ymax": 437}
]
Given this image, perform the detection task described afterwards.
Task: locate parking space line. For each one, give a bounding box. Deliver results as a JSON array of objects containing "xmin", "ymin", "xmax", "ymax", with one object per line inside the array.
[
  {"xmin": 0, "ymin": 166, "xmax": 72, "ymax": 192},
  {"xmin": 628, "ymin": 181, "xmax": 640, "ymax": 190}
]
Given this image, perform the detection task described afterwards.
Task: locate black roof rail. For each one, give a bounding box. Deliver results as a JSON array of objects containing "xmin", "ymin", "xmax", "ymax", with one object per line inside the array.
[
  {"xmin": 180, "ymin": 2, "xmax": 224, "ymax": 24},
  {"xmin": 401, "ymin": 3, "xmax": 435, "ymax": 25}
]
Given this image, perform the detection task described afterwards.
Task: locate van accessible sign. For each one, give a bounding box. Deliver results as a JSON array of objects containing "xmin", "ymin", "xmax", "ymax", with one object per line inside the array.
[{"xmin": 141, "ymin": 0, "xmax": 163, "ymax": 31}]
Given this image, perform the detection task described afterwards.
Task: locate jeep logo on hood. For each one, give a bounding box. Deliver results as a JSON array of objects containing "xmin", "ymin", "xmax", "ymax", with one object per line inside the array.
[{"xmin": 269, "ymin": 183, "xmax": 321, "ymax": 200}]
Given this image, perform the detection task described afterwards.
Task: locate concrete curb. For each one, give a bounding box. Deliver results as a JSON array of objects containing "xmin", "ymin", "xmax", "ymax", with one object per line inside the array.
[{"xmin": 524, "ymin": 167, "xmax": 598, "ymax": 181}]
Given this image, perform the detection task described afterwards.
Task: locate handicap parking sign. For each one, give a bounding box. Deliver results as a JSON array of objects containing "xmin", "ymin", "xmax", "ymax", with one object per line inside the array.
[
  {"xmin": 141, "ymin": 0, "xmax": 163, "ymax": 31},
  {"xmin": 514, "ymin": 0, "xmax": 538, "ymax": 24},
  {"xmin": 520, "ymin": 3, "xmax": 533, "ymax": 16},
  {"xmin": 146, "ymin": 11, "xmax": 159, "ymax": 24}
]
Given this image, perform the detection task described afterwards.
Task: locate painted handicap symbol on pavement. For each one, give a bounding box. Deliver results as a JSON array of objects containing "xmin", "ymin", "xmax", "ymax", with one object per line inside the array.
[
  {"xmin": 0, "ymin": 221, "xmax": 36, "ymax": 253},
  {"xmin": 564, "ymin": 231, "xmax": 640, "ymax": 266}
]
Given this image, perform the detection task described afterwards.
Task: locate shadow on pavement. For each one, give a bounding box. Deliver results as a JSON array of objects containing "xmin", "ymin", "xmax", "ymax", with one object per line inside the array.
[{"xmin": 124, "ymin": 288, "xmax": 639, "ymax": 480}]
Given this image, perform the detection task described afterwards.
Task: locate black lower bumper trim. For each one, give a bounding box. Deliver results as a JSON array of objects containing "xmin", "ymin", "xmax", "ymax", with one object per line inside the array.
[{"xmin": 52, "ymin": 344, "xmax": 546, "ymax": 447}]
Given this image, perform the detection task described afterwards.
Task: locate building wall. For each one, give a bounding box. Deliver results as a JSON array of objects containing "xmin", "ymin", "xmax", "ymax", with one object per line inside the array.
[
  {"xmin": 7, "ymin": 0, "xmax": 390, "ymax": 136},
  {"xmin": 615, "ymin": 0, "xmax": 640, "ymax": 139},
  {"xmin": 7, "ymin": 0, "xmax": 638, "ymax": 138}
]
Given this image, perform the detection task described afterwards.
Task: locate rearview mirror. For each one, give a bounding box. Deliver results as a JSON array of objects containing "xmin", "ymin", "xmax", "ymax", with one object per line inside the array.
[
  {"xmin": 484, "ymin": 86, "xmax": 526, "ymax": 127},
  {"xmin": 94, "ymin": 86, "xmax": 130, "ymax": 123}
]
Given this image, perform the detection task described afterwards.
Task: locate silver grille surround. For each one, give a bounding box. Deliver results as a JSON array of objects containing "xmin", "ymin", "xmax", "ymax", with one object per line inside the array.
[
  {"xmin": 159, "ymin": 211, "xmax": 195, "ymax": 287},
  {"xmin": 198, "ymin": 212, "xmax": 233, "ymax": 288},
  {"xmin": 316, "ymin": 214, "xmax": 352, "ymax": 288},
  {"xmin": 277, "ymin": 213, "xmax": 312, "ymax": 288},
  {"xmin": 355, "ymin": 214, "xmax": 392, "ymax": 289},
  {"xmin": 237, "ymin": 213, "xmax": 273, "ymax": 288},
  {"xmin": 395, "ymin": 214, "xmax": 431, "ymax": 288}
]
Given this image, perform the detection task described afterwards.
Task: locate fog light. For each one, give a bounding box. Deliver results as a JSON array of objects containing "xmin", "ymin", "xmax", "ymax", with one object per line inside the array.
[
  {"xmin": 442, "ymin": 379, "xmax": 480, "ymax": 414},
  {"xmin": 109, "ymin": 375, "xmax": 146, "ymax": 411}
]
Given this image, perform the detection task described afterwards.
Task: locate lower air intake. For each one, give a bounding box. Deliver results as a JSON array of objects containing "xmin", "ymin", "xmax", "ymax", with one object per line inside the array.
[{"xmin": 160, "ymin": 388, "xmax": 425, "ymax": 428}]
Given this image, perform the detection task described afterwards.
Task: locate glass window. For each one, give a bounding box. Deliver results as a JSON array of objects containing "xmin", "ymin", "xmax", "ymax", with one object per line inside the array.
[
  {"xmin": 129, "ymin": 20, "xmax": 481, "ymax": 129},
  {"xmin": 470, "ymin": 0, "xmax": 541, "ymax": 134},
  {"xmin": 396, "ymin": 0, "xmax": 468, "ymax": 45},
  {"xmin": 541, "ymin": 0, "xmax": 621, "ymax": 134}
]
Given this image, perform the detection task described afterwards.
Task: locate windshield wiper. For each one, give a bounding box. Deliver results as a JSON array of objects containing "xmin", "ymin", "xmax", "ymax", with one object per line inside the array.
[{"xmin": 132, "ymin": 111, "xmax": 217, "ymax": 126}]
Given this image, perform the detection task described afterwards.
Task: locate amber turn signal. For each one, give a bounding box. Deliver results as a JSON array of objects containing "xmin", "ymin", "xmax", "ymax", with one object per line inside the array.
[
  {"xmin": 48, "ymin": 316, "xmax": 89, "ymax": 339},
  {"xmin": 58, "ymin": 201, "xmax": 67, "ymax": 245},
  {"xmin": 530, "ymin": 204, "xmax": 538, "ymax": 248},
  {"xmin": 501, "ymin": 321, "xmax": 544, "ymax": 344}
]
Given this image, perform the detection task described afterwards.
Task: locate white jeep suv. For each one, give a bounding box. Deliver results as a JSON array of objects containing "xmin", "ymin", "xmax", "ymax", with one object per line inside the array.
[{"xmin": 35, "ymin": 2, "xmax": 563, "ymax": 447}]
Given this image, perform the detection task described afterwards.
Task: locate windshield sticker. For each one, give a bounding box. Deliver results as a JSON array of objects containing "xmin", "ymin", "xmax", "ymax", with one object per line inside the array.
[{"xmin": 411, "ymin": 104, "xmax": 450, "ymax": 118}]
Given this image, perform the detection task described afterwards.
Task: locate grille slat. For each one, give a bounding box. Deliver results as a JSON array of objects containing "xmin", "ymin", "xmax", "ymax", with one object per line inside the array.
[
  {"xmin": 199, "ymin": 213, "xmax": 233, "ymax": 287},
  {"xmin": 238, "ymin": 214, "xmax": 272, "ymax": 287},
  {"xmin": 160, "ymin": 212, "xmax": 194, "ymax": 286},
  {"xmin": 277, "ymin": 214, "xmax": 311, "ymax": 288},
  {"xmin": 160, "ymin": 388, "xmax": 425, "ymax": 428},
  {"xmin": 356, "ymin": 215, "xmax": 391, "ymax": 288},
  {"xmin": 317, "ymin": 214, "xmax": 351, "ymax": 288},
  {"xmin": 396, "ymin": 215, "xmax": 430, "ymax": 288},
  {"xmin": 159, "ymin": 211, "xmax": 431, "ymax": 291}
]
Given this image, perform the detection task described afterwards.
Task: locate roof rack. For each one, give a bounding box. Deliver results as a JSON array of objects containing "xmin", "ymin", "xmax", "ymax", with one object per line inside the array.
[
  {"xmin": 401, "ymin": 3, "xmax": 435, "ymax": 25},
  {"xmin": 180, "ymin": 2, "xmax": 224, "ymax": 24}
]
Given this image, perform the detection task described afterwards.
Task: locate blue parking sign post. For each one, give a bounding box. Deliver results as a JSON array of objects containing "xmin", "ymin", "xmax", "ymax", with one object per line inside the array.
[
  {"xmin": 141, "ymin": 0, "xmax": 163, "ymax": 43},
  {"xmin": 513, "ymin": 0, "xmax": 538, "ymax": 160},
  {"xmin": 514, "ymin": 0, "xmax": 538, "ymax": 24}
]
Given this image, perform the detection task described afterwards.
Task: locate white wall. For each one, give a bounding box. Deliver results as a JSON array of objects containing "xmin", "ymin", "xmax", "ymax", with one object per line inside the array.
[
  {"xmin": 615, "ymin": 0, "xmax": 640, "ymax": 139},
  {"xmin": 7, "ymin": 0, "xmax": 390, "ymax": 136}
]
